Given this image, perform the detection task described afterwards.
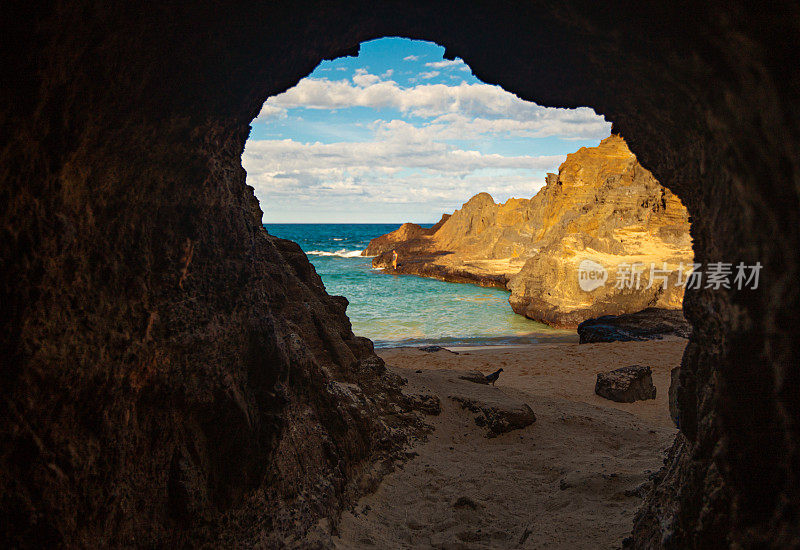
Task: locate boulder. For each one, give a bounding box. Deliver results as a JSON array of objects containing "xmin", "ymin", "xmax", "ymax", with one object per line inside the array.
[
  {"xmin": 578, "ymin": 308, "xmax": 692, "ymax": 343},
  {"xmin": 595, "ymin": 365, "xmax": 657, "ymax": 403}
]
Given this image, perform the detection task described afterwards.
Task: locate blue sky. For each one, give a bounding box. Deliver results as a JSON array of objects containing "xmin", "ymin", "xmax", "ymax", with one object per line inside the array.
[{"xmin": 244, "ymin": 38, "xmax": 611, "ymax": 223}]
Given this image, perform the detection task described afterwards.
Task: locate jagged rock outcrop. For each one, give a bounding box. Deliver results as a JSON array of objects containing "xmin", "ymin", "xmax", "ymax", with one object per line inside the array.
[
  {"xmin": 3, "ymin": 2, "xmax": 799, "ymax": 548},
  {"xmin": 577, "ymin": 308, "xmax": 692, "ymax": 343},
  {"xmin": 367, "ymin": 136, "xmax": 693, "ymax": 327}
]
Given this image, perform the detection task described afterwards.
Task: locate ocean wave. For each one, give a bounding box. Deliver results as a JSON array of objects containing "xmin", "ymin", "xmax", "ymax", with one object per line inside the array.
[{"xmin": 307, "ymin": 249, "xmax": 365, "ymax": 258}]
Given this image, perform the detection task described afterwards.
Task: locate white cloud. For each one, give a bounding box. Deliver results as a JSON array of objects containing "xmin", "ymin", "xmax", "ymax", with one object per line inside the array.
[
  {"xmin": 242, "ymin": 124, "xmax": 564, "ymax": 216},
  {"xmin": 353, "ymin": 68, "xmax": 381, "ymax": 87},
  {"xmin": 244, "ymin": 136, "xmax": 563, "ymax": 176},
  {"xmin": 425, "ymin": 59, "xmax": 465, "ymax": 69},
  {"xmin": 419, "ymin": 71, "xmax": 440, "ymax": 79},
  {"xmin": 403, "ymin": 55, "xmax": 420, "ymax": 61},
  {"xmin": 256, "ymin": 74, "xmax": 610, "ymax": 140},
  {"xmin": 243, "ymin": 136, "xmax": 556, "ymax": 219},
  {"xmin": 248, "ymin": 65, "xmax": 611, "ymax": 221}
]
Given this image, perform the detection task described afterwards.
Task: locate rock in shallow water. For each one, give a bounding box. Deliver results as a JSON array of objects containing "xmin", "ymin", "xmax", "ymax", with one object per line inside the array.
[
  {"xmin": 595, "ymin": 365, "xmax": 657, "ymax": 403},
  {"xmin": 577, "ymin": 308, "xmax": 691, "ymax": 343}
]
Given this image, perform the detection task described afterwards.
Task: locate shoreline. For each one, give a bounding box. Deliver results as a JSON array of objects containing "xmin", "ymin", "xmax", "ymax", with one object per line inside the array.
[{"xmin": 371, "ymin": 333, "xmax": 580, "ymax": 350}]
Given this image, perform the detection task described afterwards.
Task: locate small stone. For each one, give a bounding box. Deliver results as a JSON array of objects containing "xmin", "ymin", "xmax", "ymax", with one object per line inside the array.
[{"xmin": 453, "ymin": 496, "xmax": 479, "ymax": 510}]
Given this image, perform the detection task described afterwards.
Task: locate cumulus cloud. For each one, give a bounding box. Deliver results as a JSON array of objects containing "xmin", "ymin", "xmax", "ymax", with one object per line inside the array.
[
  {"xmin": 243, "ymin": 136, "xmax": 557, "ymax": 216},
  {"xmin": 247, "ymin": 65, "xmax": 610, "ymax": 220},
  {"xmin": 245, "ymin": 136, "xmax": 563, "ymax": 176},
  {"xmin": 352, "ymin": 68, "xmax": 381, "ymax": 87},
  {"xmin": 425, "ymin": 59, "xmax": 465, "ymax": 69},
  {"xmin": 256, "ymin": 73, "xmax": 610, "ymax": 140}
]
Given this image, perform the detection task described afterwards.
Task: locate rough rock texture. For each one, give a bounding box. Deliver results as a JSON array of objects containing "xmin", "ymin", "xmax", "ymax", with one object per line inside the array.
[
  {"xmin": 505, "ymin": 137, "xmax": 692, "ymax": 327},
  {"xmin": 577, "ymin": 308, "xmax": 692, "ymax": 343},
  {"xmin": 449, "ymin": 390, "xmax": 537, "ymax": 437},
  {"xmin": 458, "ymin": 371, "xmax": 491, "ymax": 385},
  {"xmin": 669, "ymin": 367, "xmax": 681, "ymax": 428},
  {"xmin": 368, "ymin": 136, "xmax": 693, "ymax": 327},
  {"xmin": 595, "ymin": 365, "xmax": 658, "ymax": 403},
  {"xmin": 2, "ymin": 2, "xmax": 800, "ymax": 548},
  {"xmin": 405, "ymin": 392, "xmax": 442, "ymax": 416},
  {"xmin": 418, "ymin": 345, "xmax": 458, "ymax": 354}
]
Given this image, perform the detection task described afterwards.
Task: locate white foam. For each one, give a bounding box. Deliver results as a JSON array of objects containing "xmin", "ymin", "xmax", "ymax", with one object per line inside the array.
[{"xmin": 307, "ymin": 249, "xmax": 365, "ymax": 258}]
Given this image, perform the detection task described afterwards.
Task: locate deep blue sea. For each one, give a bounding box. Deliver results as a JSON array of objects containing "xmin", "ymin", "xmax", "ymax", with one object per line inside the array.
[{"xmin": 264, "ymin": 224, "xmax": 575, "ymax": 348}]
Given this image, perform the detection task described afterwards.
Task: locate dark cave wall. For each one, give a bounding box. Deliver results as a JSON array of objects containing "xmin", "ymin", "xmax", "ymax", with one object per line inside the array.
[{"xmin": 1, "ymin": 1, "xmax": 799, "ymax": 547}]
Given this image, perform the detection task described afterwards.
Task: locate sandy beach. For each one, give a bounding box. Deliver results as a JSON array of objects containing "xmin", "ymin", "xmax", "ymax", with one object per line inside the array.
[{"xmin": 334, "ymin": 338, "xmax": 686, "ymax": 549}]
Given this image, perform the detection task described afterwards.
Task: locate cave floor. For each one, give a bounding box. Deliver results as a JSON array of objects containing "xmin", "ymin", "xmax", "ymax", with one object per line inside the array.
[{"xmin": 333, "ymin": 340, "xmax": 683, "ymax": 549}]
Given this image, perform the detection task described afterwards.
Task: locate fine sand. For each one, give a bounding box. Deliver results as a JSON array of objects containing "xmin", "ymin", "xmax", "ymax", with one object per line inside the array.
[{"xmin": 333, "ymin": 338, "xmax": 686, "ymax": 549}]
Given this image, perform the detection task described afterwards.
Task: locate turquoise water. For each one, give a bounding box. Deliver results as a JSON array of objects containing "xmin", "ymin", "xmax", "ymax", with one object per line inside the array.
[{"xmin": 264, "ymin": 224, "xmax": 575, "ymax": 348}]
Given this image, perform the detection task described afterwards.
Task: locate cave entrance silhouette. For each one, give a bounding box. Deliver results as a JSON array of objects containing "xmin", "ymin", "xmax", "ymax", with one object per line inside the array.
[
  {"xmin": 246, "ymin": 36, "xmax": 627, "ymax": 349},
  {"xmin": 3, "ymin": 2, "xmax": 799, "ymax": 548},
  {"xmin": 248, "ymin": 39, "xmax": 695, "ymax": 547}
]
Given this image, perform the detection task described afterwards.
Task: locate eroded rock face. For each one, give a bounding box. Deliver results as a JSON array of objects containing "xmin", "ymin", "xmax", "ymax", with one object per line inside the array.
[
  {"xmin": 367, "ymin": 136, "xmax": 693, "ymax": 327},
  {"xmin": 504, "ymin": 136, "xmax": 692, "ymax": 327},
  {"xmin": 669, "ymin": 367, "xmax": 681, "ymax": 428},
  {"xmin": 595, "ymin": 365, "xmax": 658, "ymax": 403},
  {"xmin": 2, "ymin": 2, "xmax": 799, "ymax": 548}
]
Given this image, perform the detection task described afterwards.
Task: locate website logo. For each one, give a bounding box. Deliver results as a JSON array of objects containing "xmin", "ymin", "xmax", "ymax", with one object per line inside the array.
[{"xmin": 578, "ymin": 259, "xmax": 608, "ymax": 291}]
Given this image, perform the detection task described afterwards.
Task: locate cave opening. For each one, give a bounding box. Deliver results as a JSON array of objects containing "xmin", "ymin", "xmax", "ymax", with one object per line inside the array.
[
  {"xmin": 3, "ymin": 3, "xmax": 799, "ymax": 548},
  {"xmin": 245, "ymin": 37, "xmax": 613, "ymax": 348},
  {"xmin": 237, "ymin": 37, "xmax": 695, "ymax": 547}
]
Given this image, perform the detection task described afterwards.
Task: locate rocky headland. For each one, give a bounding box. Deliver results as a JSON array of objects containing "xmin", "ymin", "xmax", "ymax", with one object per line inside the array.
[{"xmin": 365, "ymin": 135, "xmax": 693, "ymax": 328}]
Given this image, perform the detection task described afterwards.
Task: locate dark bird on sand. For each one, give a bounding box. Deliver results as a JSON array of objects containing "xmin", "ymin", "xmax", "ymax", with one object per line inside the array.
[{"xmin": 485, "ymin": 368, "xmax": 503, "ymax": 386}]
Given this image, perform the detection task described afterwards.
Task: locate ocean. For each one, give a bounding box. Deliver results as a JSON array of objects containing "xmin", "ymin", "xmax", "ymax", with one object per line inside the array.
[{"xmin": 264, "ymin": 224, "xmax": 575, "ymax": 348}]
